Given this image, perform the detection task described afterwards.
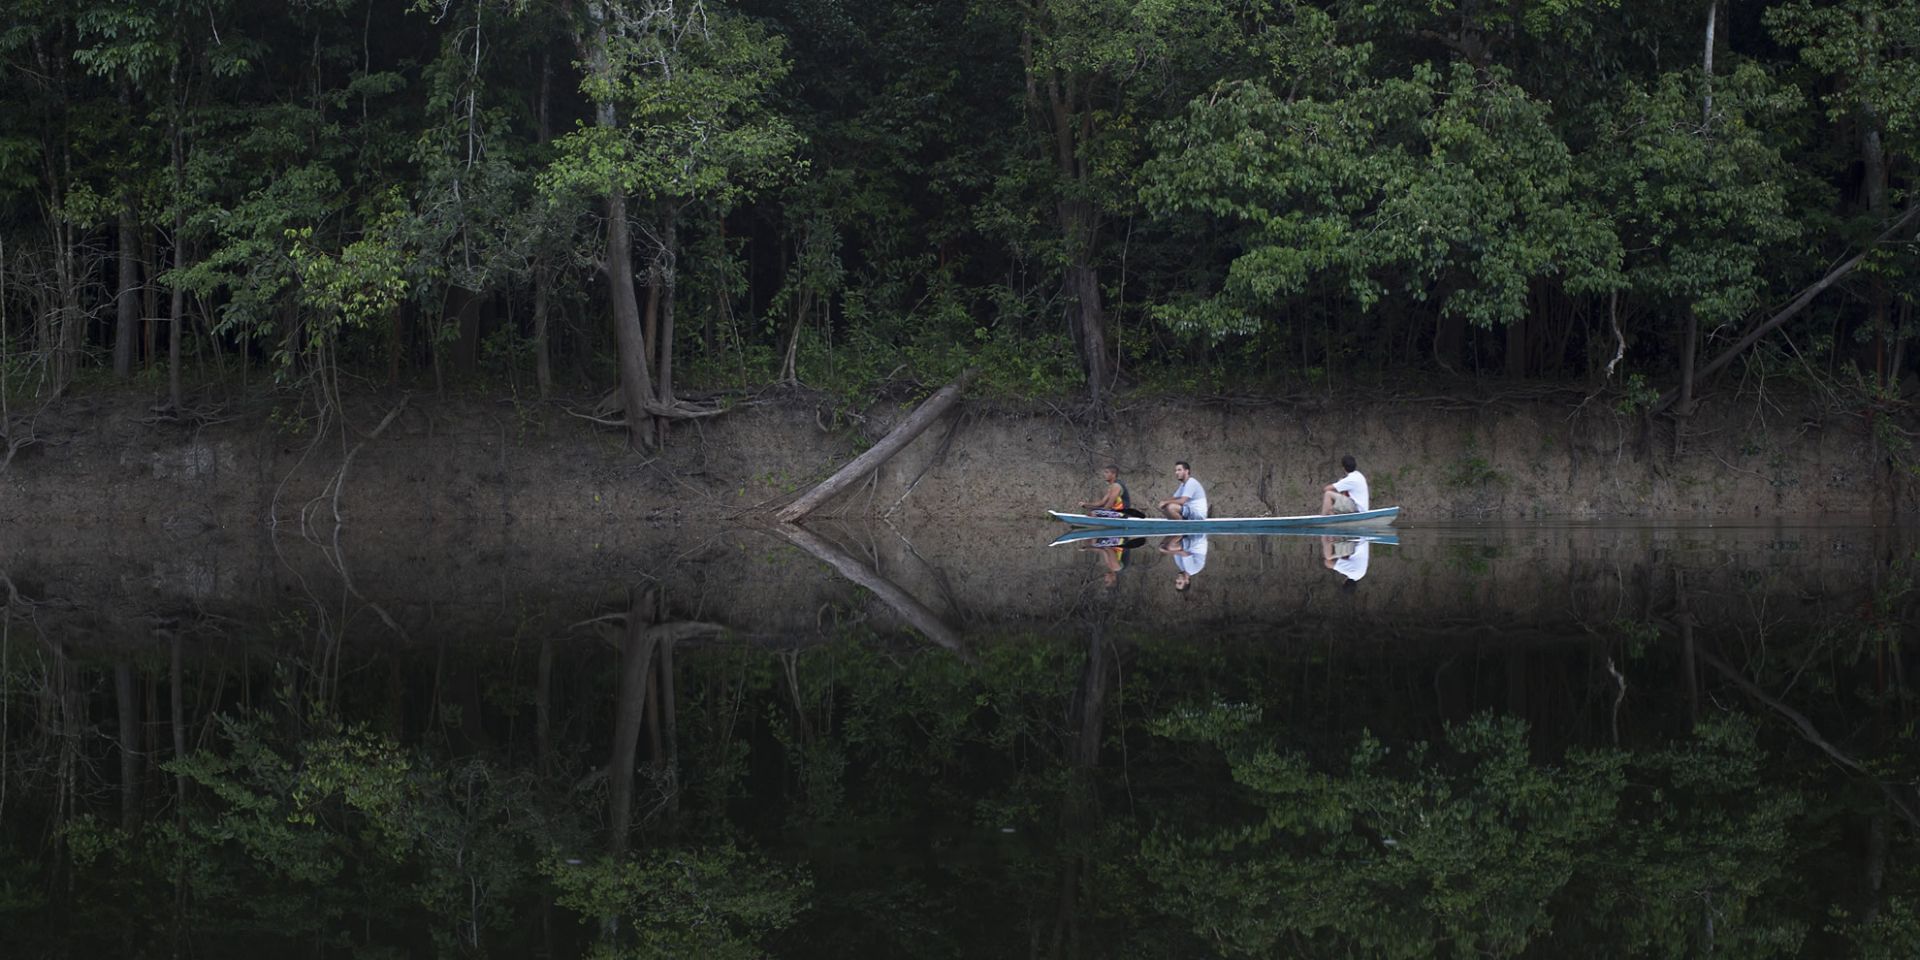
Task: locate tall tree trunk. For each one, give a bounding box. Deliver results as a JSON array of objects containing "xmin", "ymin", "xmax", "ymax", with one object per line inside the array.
[
  {"xmin": 533, "ymin": 52, "xmax": 554, "ymax": 400},
  {"xmin": 656, "ymin": 204, "xmax": 677, "ymax": 409},
  {"xmin": 533, "ymin": 268, "xmax": 552, "ymax": 399},
  {"xmin": 1701, "ymin": 1, "xmax": 1717, "ymax": 126},
  {"xmin": 1864, "ymin": 119, "xmax": 1889, "ymax": 386},
  {"xmin": 1505, "ymin": 313, "xmax": 1527, "ymax": 378},
  {"xmin": 580, "ymin": 4, "xmax": 657, "ymax": 450},
  {"xmin": 114, "ymin": 82, "xmax": 138, "ymax": 380},
  {"xmin": 115, "ymin": 208, "xmax": 140, "ymax": 379},
  {"xmin": 642, "ymin": 267, "xmax": 660, "ymax": 376},
  {"xmin": 1026, "ymin": 29, "xmax": 1108, "ymax": 405},
  {"xmin": 1679, "ymin": 311, "xmax": 1698, "ymax": 412},
  {"xmin": 168, "ymin": 102, "xmax": 186, "ymax": 411}
]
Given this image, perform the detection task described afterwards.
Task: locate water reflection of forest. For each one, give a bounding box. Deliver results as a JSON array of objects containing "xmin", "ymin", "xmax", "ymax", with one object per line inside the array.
[{"xmin": 1, "ymin": 522, "xmax": 1914, "ymax": 956}]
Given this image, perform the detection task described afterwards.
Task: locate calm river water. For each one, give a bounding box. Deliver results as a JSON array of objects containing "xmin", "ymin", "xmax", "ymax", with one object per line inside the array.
[{"xmin": 1, "ymin": 519, "xmax": 1914, "ymax": 957}]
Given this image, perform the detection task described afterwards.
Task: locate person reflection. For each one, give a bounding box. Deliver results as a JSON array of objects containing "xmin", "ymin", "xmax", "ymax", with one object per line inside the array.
[
  {"xmin": 1160, "ymin": 533, "xmax": 1209, "ymax": 591},
  {"xmin": 1081, "ymin": 536, "xmax": 1145, "ymax": 587},
  {"xmin": 1321, "ymin": 535, "xmax": 1370, "ymax": 591}
]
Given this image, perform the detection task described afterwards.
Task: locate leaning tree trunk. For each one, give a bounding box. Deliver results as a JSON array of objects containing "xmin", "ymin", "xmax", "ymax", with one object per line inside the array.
[
  {"xmin": 776, "ymin": 367, "xmax": 977, "ymax": 522},
  {"xmin": 1654, "ymin": 204, "xmax": 1920, "ymax": 414}
]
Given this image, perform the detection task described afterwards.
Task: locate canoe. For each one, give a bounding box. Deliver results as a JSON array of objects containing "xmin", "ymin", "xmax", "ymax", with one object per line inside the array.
[
  {"xmin": 1047, "ymin": 506, "xmax": 1400, "ymax": 531},
  {"xmin": 1048, "ymin": 526, "xmax": 1399, "ymax": 547}
]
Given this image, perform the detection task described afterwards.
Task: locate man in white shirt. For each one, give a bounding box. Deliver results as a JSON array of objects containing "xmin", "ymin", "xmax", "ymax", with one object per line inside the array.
[
  {"xmin": 1158, "ymin": 461, "xmax": 1209, "ymax": 520},
  {"xmin": 1320, "ymin": 454, "xmax": 1369, "ymax": 515}
]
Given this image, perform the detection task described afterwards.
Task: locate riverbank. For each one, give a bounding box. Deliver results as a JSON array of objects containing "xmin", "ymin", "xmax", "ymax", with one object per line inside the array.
[{"xmin": 0, "ymin": 383, "xmax": 1912, "ymax": 525}]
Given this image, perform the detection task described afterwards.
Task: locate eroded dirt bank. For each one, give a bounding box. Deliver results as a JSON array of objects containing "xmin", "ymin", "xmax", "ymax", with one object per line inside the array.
[{"xmin": 0, "ymin": 386, "xmax": 1913, "ymax": 525}]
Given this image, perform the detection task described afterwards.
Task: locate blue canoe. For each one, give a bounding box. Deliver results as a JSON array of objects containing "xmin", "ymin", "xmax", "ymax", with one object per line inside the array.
[
  {"xmin": 1048, "ymin": 526, "xmax": 1399, "ymax": 547},
  {"xmin": 1048, "ymin": 506, "xmax": 1400, "ymax": 531}
]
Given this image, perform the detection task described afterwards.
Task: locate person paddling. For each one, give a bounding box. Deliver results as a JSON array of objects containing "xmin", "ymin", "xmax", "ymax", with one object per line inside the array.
[
  {"xmin": 1077, "ymin": 465, "xmax": 1134, "ymax": 518},
  {"xmin": 1320, "ymin": 454, "xmax": 1369, "ymax": 515}
]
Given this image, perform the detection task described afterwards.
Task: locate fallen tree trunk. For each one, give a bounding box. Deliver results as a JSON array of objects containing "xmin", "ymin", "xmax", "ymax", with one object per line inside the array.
[
  {"xmin": 773, "ymin": 524, "xmax": 967, "ymax": 654},
  {"xmin": 776, "ymin": 368, "xmax": 978, "ymax": 522},
  {"xmin": 1655, "ymin": 204, "xmax": 1920, "ymax": 415}
]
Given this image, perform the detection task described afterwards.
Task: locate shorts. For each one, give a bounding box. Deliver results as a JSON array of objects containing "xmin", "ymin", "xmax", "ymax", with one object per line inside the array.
[
  {"xmin": 1328, "ymin": 538, "xmax": 1357, "ymax": 559},
  {"xmin": 1181, "ymin": 502, "xmax": 1208, "ymax": 520},
  {"xmin": 1328, "ymin": 492, "xmax": 1357, "ymax": 514}
]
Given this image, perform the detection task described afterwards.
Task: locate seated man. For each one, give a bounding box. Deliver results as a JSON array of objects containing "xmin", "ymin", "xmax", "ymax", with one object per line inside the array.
[
  {"xmin": 1076, "ymin": 465, "xmax": 1134, "ymax": 518},
  {"xmin": 1320, "ymin": 454, "xmax": 1370, "ymax": 515},
  {"xmin": 1157, "ymin": 461, "xmax": 1209, "ymax": 520}
]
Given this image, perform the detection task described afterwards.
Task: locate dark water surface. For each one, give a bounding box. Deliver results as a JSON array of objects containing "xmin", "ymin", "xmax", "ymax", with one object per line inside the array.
[{"xmin": 1, "ymin": 520, "xmax": 1915, "ymax": 957}]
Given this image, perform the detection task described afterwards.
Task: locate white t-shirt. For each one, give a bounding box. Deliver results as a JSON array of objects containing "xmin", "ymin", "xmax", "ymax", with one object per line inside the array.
[
  {"xmin": 1334, "ymin": 470, "xmax": 1370, "ymax": 512},
  {"xmin": 1333, "ymin": 539, "xmax": 1371, "ymax": 581},
  {"xmin": 1173, "ymin": 535, "xmax": 1209, "ymax": 575},
  {"xmin": 1174, "ymin": 478, "xmax": 1209, "ymax": 519}
]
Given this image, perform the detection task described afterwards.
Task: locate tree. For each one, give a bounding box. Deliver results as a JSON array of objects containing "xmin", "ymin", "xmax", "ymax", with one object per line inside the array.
[{"xmin": 546, "ymin": 0, "xmax": 798, "ymax": 449}]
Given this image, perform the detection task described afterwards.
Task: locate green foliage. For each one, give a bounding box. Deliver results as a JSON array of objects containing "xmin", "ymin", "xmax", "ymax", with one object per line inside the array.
[
  {"xmin": 1143, "ymin": 46, "xmax": 1615, "ymax": 340},
  {"xmin": 1615, "ymin": 371, "xmax": 1661, "ymax": 416},
  {"xmin": 1145, "ymin": 708, "xmax": 1808, "ymax": 958},
  {"xmin": 545, "ymin": 847, "xmax": 811, "ymax": 960}
]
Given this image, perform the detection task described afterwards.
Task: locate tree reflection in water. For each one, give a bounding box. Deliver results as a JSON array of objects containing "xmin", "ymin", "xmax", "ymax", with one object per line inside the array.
[{"xmin": 0, "ymin": 524, "xmax": 1914, "ymax": 957}]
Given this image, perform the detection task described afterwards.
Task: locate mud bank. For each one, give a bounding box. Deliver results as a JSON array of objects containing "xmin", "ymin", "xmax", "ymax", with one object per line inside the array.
[{"xmin": 0, "ymin": 387, "xmax": 1912, "ymax": 524}]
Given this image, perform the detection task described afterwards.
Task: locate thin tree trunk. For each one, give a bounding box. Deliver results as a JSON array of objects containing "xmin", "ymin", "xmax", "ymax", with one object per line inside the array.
[
  {"xmin": 169, "ymin": 112, "xmax": 186, "ymax": 411},
  {"xmin": 532, "ymin": 269, "xmax": 552, "ymax": 399},
  {"xmin": 115, "ymin": 82, "xmax": 138, "ymax": 380},
  {"xmin": 642, "ymin": 266, "xmax": 659, "ymax": 379},
  {"xmin": 657, "ymin": 204, "xmax": 677, "ymax": 410},
  {"xmin": 116, "ymin": 662, "xmax": 141, "ymax": 832},
  {"xmin": 1679, "ymin": 312, "xmax": 1698, "ymax": 411},
  {"xmin": 536, "ymin": 636, "xmax": 553, "ymax": 775},
  {"xmin": 143, "ymin": 232, "xmax": 159, "ymax": 369},
  {"xmin": 1505, "ymin": 313, "xmax": 1527, "ymax": 378},
  {"xmin": 534, "ymin": 52, "xmax": 553, "ymax": 399},
  {"xmin": 660, "ymin": 635, "xmax": 679, "ymax": 818},
  {"xmin": 1701, "ymin": 1, "xmax": 1716, "ymax": 126},
  {"xmin": 776, "ymin": 367, "xmax": 977, "ymax": 521}
]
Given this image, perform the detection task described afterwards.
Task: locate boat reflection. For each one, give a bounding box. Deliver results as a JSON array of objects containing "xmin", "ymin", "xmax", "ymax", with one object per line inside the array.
[
  {"xmin": 1048, "ymin": 526, "xmax": 1400, "ymax": 549},
  {"xmin": 1051, "ymin": 525, "xmax": 1399, "ymax": 592}
]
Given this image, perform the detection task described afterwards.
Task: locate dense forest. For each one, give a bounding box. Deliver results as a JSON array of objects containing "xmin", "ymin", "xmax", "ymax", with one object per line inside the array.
[{"xmin": 0, "ymin": 0, "xmax": 1915, "ymax": 450}]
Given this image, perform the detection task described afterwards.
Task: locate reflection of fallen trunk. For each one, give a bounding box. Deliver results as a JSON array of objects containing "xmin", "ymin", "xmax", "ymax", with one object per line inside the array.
[
  {"xmin": 1700, "ymin": 647, "xmax": 1920, "ymax": 829},
  {"xmin": 772, "ymin": 524, "xmax": 966, "ymax": 654},
  {"xmin": 775, "ymin": 367, "xmax": 976, "ymax": 522}
]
